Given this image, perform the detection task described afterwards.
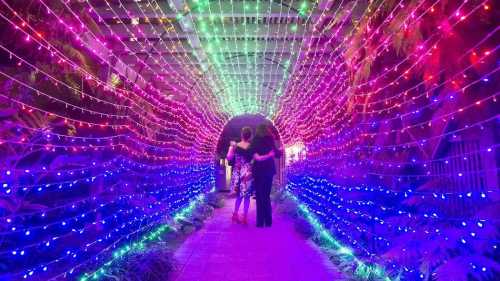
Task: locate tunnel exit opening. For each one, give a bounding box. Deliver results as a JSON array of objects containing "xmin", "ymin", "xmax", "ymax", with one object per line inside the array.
[{"xmin": 214, "ymin": 114, "xmax": 285, "ymax": 192}]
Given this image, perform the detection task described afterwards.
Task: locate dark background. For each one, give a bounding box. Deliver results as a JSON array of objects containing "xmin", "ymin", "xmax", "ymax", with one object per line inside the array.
[{"xmin": 215, "ymin": 114, "xmax": 281, "ymax": 159}]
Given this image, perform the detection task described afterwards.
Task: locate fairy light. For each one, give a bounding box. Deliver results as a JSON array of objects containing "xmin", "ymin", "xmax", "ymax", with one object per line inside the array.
[
  {"xmin": 287, "ymin": 192, "xmax": 394, "ymax": 281},
  {"xmin": 273, "ymin": 0, "xmax": 498, "ymax": 280},
  {"xmin": 0, "ymin": 2, "xmax": 221, "ymax": 278},
  {"xmin": 0, "ymin": 0, "xmax": 497, "ymax": 280},
  {"xmin": 0, "ymin": 2, "xmax": 225, "ymax": 140},
  {"xmin": 78, "ymin": 194, "xmax": 206, "ymax": 281}
]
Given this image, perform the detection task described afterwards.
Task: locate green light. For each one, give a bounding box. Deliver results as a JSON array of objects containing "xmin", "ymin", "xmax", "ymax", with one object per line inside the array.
[
  {"xmin": 185, "ymin": 0, "xmax": 290, "ymax": 116},
  {"xmin": 287, "ymin": 192, "xmax": 395, "ymax": 281},
  {"xmin": 79, "ymin": 194, "xmax": 206, "ymax": 281},
  {"xmin": 298, "ymin": 2, "xmax": 310, "ymax": 18},
  {"xmin": 337, "ymin": 246, "xmax": 354, "ymax": 256}
]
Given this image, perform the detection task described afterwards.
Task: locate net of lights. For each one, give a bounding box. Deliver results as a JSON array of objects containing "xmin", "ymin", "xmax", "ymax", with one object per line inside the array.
[
  {"xmin": 277, "ymin": 0, "xmax": 499, "ymax": 279},
  {"xmin": 285, "ymin": 192, "xmax": 394, "ymax": 281},
  {"xmin": 0, "ymin": 0, "xmax": 222, "ymax": 279},
  {"xmin": 0, "ymin": 0, "xmax": 498, "ymax": 280},
  {"xmin": 78, "ymin": 194, "xmax": 206, "ymax": 281}
]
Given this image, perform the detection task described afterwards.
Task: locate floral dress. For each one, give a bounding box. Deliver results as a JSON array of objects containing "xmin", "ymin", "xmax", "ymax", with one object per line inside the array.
[{"xmin": 229, "ymin": 146, "xmax": 253, "ymax": 197}]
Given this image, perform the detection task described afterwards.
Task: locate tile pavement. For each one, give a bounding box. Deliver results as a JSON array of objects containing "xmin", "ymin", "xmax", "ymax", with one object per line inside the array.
[{"xmin": 170, "ymin": 196, "xmax": 342, "ymax": 281}]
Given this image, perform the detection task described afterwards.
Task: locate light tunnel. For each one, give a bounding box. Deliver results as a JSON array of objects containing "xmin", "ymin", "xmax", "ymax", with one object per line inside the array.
[{"xmin": 0, "ymin": 0, "xmax": 498, "ymax": 280}]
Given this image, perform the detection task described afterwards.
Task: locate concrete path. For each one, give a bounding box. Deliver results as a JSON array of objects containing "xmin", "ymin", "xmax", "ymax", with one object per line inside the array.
[{"xmin": 171, "ymin": 196, "xmax": 342, "ymax": 281}]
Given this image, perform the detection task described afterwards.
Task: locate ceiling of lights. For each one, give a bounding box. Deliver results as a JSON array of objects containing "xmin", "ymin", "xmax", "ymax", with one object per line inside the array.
[{"xmin": 86, "ymin": 0, "xmax": 364, "ymax": 117}]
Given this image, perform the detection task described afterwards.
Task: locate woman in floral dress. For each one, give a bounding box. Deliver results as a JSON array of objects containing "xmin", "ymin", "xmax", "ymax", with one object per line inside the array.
[{"xmin": 227, "ymin": 127, "xmax": 253, "ymax": 225}]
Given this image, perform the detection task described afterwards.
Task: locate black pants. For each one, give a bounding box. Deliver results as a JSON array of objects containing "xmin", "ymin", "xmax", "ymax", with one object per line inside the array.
[{"xmin": 255, "ymin": 173, "xmax": 273, "ymax": 226}]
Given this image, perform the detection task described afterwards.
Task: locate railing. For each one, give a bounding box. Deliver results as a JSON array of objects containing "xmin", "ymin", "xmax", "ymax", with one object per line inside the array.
[{"xmin": 430, "ymin": 139, "xmax": 487, "ymax": 216}]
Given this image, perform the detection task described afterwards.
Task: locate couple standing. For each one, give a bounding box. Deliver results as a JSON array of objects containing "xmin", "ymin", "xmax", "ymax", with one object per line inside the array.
[{"xmin": 226, "ymin": 124, "xmax": 282, "ymax": 227}]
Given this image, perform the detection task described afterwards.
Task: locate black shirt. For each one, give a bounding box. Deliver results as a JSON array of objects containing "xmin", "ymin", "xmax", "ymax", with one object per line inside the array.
[
  {"xmin": 250, "ymin": 135, "xmax": 281, "ymax": 176},
  {"xmin": 228, "ymin": 145, "xmax": 252, "ymax": 167},
  {"xmin": 235, "ymin": 146, "xmax": 253, "ymax": 163}
]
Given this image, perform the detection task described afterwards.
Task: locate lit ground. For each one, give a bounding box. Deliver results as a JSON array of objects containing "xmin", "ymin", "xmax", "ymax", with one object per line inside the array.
[{"xmin": 171, "ymin": 197, "xmax": 342, "ymax": 281}]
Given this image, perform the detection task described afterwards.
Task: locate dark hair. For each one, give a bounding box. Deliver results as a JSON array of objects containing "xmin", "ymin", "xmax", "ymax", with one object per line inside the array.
[
  {"xmin": 255, "ymin": 124, "xmax": 270, "ymax": 138},
  {"xmin": 241, "ymin": 127, "xmax": 253, "ymax": 141}
]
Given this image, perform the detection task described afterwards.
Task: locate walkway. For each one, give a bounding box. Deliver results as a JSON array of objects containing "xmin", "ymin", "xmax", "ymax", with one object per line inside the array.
[{"xmin": 171, "ymin": 196, "xmax": 342, "ymax": 281}]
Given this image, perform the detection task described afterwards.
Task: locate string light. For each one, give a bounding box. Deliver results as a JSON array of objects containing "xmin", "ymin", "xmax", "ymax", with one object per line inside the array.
[{"xmin": 0, "ymin": 0, "xmax": 497, "ymax": 280}]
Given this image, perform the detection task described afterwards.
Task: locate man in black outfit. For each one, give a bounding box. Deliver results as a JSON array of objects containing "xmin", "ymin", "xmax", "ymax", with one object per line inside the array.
[{"xmin": 250, "ymin": 124, "xmax": 282, "ymax": 227}]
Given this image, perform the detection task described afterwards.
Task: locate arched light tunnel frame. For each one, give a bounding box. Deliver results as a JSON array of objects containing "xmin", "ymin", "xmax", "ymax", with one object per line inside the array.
[{"xmin": 214, "ymin": 114, "xmax": 286, "ymax": 192}]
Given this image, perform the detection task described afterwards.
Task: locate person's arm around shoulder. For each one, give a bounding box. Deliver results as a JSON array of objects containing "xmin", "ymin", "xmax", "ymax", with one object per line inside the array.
[
  {"xmin": 253, "ymin": 150, "xmax": 275, "ymax": 162},
  {"xmin": 227, "ymin": 141, "xmax": 237, "ymax": 161}
]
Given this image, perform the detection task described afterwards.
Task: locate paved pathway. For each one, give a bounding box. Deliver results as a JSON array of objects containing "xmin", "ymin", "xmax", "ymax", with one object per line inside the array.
[{"xmin": 171, "ymin": 196, "xmax": 342, "ymax": 281}]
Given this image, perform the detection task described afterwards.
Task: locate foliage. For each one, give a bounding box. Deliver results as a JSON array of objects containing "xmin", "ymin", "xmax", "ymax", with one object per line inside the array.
[
  {"xmin": 274, "ymin": 192, "xmax": 393, "ymax": 281},
  {"xmin": 305, "ymin": 0, "xmax": 500, "ymax": 279},
  {"xmin": 81, "ymin": 195, "xmax": 221, "ymax": 281},
  {"xmin": 100, "ymin": 245, "xmax": 174, "ymax": 281}
]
